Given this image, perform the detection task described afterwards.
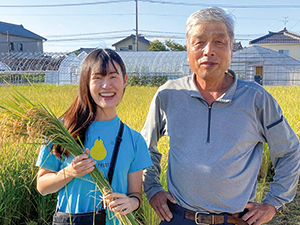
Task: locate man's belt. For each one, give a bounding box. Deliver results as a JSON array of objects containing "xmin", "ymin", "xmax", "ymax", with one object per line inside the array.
[{"xmin": 185, "ymin": 210, "xmax": 249, "ymax": 225}]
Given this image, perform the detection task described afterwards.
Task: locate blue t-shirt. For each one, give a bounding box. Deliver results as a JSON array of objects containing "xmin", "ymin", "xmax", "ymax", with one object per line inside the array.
[{"xmin": 36, "ymin": 116, "xmax": 153, "ymax": 225}]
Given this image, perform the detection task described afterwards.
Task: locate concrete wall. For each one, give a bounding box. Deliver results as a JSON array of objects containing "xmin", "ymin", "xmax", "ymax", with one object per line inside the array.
[{"xmin": 0, "ymin": 34, "xmax": 43, "ymax": 53}]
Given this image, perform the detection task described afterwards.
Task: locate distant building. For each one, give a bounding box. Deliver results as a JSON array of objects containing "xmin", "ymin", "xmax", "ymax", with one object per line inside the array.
[
  {"xmin": 0, "ymin": 21, "xmax": 46, "ymax": 53},
  {"xmin": 249, "ymin": 27, "xmax": 300, "ymax": 61},
  {"xmin": 74, "ymin": 47, "xmax": 96, "ymax": 55},
  {"xmin": 230, "ymin": 45, "xmax": 300, "ymax": 86},
  {"xmin": 233, "ymin": 41, "xmax": 243, "ymax": 52},
  {"xmin": 112, "ymin": 34, "xmax": 150, "ymax": 51}
]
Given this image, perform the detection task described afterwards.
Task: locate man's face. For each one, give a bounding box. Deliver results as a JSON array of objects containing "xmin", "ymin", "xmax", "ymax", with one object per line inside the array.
[{"xmin": 187, "ymin": 22, "xmax": 233, "ymax": 82}]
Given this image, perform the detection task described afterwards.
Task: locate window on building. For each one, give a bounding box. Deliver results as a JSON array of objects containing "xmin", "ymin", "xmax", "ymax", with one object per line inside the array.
[
  {"xmin": 17, "ymin": 43, "xmax": 23, "ymax": 51},
  {"xmin": 9, "ymin": 42, "xmax": 14, "ymax": 51},
  {"xmin": 128, "ymin": 45, "xmax": 133, "ymax": 50},
  {"xmin": 120, "ymin": 47, "xmax": 128, "ymax": 51},
  {"xmin": 278, "ymin": 49, "xmax": 289, "ymax": 56},
  {"xmin": 132, "ymin": 39, "xmax": 136, "ymax": 44}
]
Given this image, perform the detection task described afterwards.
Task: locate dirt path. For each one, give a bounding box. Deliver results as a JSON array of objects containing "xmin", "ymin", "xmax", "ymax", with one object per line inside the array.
[{"xmin": 266, "ymin": 183, "xmax": 300, "ymax": 225}]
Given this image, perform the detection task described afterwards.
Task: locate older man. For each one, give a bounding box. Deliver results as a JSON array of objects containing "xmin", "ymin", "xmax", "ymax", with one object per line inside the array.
[{"xmin": 141, "ymin": 7, "xmax": 300, "ymax": 225}]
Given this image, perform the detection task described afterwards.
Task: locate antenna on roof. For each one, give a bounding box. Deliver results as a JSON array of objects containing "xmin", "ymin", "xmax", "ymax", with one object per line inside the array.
[{"xmin": 280, "ymin": 16, "xmax": 289, "ymax": 29}]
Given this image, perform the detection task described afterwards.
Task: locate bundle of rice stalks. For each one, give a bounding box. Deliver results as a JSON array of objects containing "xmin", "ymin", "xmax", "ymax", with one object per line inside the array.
[{"xmin": 0, "ymin": 86, "xmax": 141, "ymax": 225}]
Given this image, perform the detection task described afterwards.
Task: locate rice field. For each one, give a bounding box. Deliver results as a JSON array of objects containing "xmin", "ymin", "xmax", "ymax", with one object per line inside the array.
[{"xmin": 0, "ymin": 84, "xmax": 299, "ymax": 225}]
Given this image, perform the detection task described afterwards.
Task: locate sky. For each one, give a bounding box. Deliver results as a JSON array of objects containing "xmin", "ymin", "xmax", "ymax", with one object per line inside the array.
[{"xmin": 1, "ymin": 0, "xmax": 300, "ymax": 53}]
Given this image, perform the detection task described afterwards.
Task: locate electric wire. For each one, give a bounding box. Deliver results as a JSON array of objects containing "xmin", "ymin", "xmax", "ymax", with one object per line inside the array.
[{"xmin": 0, "ymin": 0, "xmax": 132, "ymax": 8}]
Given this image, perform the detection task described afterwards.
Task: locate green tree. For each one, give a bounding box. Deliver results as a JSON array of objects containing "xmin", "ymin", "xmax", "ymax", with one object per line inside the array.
[
  {"xmin": 165, "ymin": 40, "xmax": 186, "ymax": 51},
  {"xmin": 148, "ymin": 40, "xmax": 168, "ymax": 51},
  {"xmin": 148, "ymin": 40, "xmax": 186, "ymax": 51}
]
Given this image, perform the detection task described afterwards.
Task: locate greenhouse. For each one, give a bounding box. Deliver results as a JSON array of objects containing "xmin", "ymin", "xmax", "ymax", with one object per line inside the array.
[
  {"xmin": 0, "ymin": 51, "xmax": 68, "ymax": 84},
  {"xmin": 1, "ymin": 47, "xmax": 300, "ymax": 86},
  {"xmin": 118, "ymin": 51, "xmax": 191, "ymax": 78},
  {"xmin": 0, "ymin": 51, "xmax": 66, "ymax": 72},
  {"xmin": 230, "ymin": 45, "xmax": 300, "ymax": 86},
  {"xmin": 45, "ymin": 52, "xmax": 88, "ymax": 85},
  {"xmin": 0, "ymin": 50, "xmax": 192, "ymax": 85},
  {"xmin": 44, "ymin": 51, "xmax": 192, "ymax": 85}
]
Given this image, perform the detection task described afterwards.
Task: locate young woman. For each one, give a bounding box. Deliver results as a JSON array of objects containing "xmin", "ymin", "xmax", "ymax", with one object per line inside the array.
[{"xmin": 36, "ymin": 49, "xmax": 153, "ymax": 225}]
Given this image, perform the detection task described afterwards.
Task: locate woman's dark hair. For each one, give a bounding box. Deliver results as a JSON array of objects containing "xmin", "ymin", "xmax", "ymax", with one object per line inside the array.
[{"xmin": 53, "ymin": 48, "xmax": 126, "ymax": 158}]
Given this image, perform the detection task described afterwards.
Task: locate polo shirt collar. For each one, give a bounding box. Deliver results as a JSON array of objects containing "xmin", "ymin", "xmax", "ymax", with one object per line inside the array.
[{"xmin": 190, "ymin": 69, "xmax": 238, "ymax": 103}]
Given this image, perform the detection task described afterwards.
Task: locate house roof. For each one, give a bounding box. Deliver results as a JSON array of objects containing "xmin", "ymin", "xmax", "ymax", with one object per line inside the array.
[
  {"xmin": 232, "ymin": 45, "xmax": 300, "ymax": 66},
  {"xmin": 75, "ymin": 47, "xmax": 96, "ymax": 54},
  {"xmin": 249, "ymin": 27, "xmax": 300, "ymax": 45},
  {"xmin": 233, "ymin": 41, "xmax": 243, "ymax": 51},
  {"xmin": 0, "ymin": 21, "xmax": 47, "ymax": 41},
  {"xmin": 112, "ymin": 34, "xmax": 150, "ymax": 46}
]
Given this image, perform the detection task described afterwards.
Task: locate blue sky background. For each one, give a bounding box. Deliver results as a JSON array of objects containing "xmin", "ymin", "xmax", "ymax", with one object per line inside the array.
[{"xmin": 1, "ymin": 0, "xmax": 300, "ymax": 52}]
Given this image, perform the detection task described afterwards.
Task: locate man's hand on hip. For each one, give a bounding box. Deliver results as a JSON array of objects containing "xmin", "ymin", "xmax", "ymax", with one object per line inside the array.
[
  {"xmin": 242, "ymin": 202, "xmax": 277, "ymax": 225},
  {"xmin": 149, "ymin": 191, "xmax": 176, "ymax": 222}
]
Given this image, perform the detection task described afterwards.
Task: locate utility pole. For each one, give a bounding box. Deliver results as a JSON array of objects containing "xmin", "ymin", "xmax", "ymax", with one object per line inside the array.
[{"xmin": 135, "ymin": 0, "xmax": 138, "ymax": 51}]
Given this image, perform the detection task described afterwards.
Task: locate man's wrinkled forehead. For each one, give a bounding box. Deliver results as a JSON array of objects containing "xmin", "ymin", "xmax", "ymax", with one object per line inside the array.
[{"xmin": 190, "ymin": 23, "xmax": 230, "ymax": 39}]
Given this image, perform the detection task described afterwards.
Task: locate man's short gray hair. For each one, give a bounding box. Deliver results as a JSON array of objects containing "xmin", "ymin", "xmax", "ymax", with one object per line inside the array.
[{"xmin": 186, "ymin": 7, "xmax": 235, "ymax": 46}]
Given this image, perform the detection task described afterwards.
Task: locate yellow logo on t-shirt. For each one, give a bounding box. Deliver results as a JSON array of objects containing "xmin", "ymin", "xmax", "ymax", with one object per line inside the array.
[{"xmin": 90, "ymin": 137, "xmax": 107, "ymax": 161}]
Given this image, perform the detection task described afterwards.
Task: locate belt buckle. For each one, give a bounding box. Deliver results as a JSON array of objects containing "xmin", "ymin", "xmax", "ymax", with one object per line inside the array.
[{"xmin": 195, "ymin": 212, "xmax": 213, "ymax": 225}]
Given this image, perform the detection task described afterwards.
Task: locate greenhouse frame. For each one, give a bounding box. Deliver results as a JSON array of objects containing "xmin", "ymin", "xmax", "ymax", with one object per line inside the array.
[
  {"xmin": 1, "ymin": 46, "xmax": 300, "ymax": 86},
  {"xmin": 230, "ymin": 45, "xmax": 300, "ymax": 86}
]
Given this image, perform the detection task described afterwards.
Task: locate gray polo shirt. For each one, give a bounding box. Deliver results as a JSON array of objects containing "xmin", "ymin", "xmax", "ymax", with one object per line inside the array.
[{"xmin": 141, "ymin": 71, "xmax": 300, "ymax": 214}]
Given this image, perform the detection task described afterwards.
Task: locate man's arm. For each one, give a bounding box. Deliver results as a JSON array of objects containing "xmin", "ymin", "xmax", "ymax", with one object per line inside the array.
[
  {"xmin": 262, "ymin": 95, "xmax": 300, "ymax": 207},
  {"xmin": 141, "ymin": 91, "xmax": 165, "ymax": 200},
  {"xmin": 141, "ymin": 91, "xmax": 176, "ymax": 221},
  {"xmin": 244, "ymin": 94, "xmax": 300, "ymax": 225}
]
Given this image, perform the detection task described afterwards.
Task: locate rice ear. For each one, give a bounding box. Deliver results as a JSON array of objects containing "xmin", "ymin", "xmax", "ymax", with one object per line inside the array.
[{"xmin": 0, "ymin": 86, "xmax": 141, "ymax": 225}]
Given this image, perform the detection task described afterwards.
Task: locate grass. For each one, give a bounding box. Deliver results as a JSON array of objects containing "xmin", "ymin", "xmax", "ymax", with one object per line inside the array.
[{"xmin": 0, "ymin": 84, "xmax": 299, "ymax": 224}]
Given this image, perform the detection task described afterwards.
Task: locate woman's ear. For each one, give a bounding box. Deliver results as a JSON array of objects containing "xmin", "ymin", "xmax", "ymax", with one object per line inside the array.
[{"xmin": 124, "ymin": 74, "xmax": 128, "ymax": 86}]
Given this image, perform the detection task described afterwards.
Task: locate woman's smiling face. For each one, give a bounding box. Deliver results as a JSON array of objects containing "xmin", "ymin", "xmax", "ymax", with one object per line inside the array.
[{"xmin": 89, "ymin": 60, "xmax": 128, "ymax": 120}]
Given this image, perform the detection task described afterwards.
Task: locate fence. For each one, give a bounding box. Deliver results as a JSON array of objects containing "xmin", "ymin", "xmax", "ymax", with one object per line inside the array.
[{"xmin": 0, "ymin": 71, "xmax": 45, "ymax": 85}]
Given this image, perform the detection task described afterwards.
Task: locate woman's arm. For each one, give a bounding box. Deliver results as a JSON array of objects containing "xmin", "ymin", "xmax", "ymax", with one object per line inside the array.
[
  {"xmin": 105, "ymin": 170, "xmax": 143, "ymax": 215},
  {"xmin": 37, "ymin": 152, "xmax": 96, "ymax": 195}
]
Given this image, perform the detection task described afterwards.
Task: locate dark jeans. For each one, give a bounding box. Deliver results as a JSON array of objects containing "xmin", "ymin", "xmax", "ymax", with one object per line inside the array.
[
  {"xmin": 52, "ymin": 209, "xmax": 106, "ymax": 225},
  {"xmin": 160, "ymin": 201, "xmax": 236, "ymax": 225}
]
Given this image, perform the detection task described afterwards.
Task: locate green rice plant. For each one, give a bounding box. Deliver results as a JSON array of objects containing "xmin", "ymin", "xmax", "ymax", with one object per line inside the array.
[
  {"xmin": 0, "ymin": 84, "xmax": 299, "ymax": 224},
  {"xmin": 0, "ymin": 86, "xmax": 142, "ymax": 225},
  {"xmin": 0, "ymin": 140, "xmax": 55, "ymax": 225},
  {"xmin": 255, "ymin": 143, "xmax": 272, "ymax": 203},
  {"xmin": 266, "ymin": 86, "xmax": 300, "ymax": 136},
  {"xmin": 118, "ymin": 86, "xmax": 157, "ymax": 131}
]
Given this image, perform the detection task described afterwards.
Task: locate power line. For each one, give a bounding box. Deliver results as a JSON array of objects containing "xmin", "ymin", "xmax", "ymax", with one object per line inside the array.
[
  {"xmin": 44, "ymin": 30, "xmax": 185, "ymax": 41},
  {"xmin": 46, "ymin": 30, "xmax": 133, "ymax": 38},
  {"xmin": 46, "ymin": 36, "xmax": 128, "ymax": 42},
  {"xmin": 2, "ymin": 12, "xmax": 300, "ymax": 21},
  {"xmin": 43, "ymin": 29, "xmax": 263, "ymax": 42},
  {"xmin": 140, "ymin": 30, "xmax": 184, "ymax": 35},
  {"xmin": 1, "ymin": 0, "xmax": 300, "ymax": 9},
  {"xmin": 0, "ymin": 0, "xmax": 131, "ymax": 8},
  {"xmin": 139, "ymin": 0, "xmax": 300, "ymax": 9},
  {"xmin": 0, "ymin": 13, "xmax": 135, "ymax": 17}
]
